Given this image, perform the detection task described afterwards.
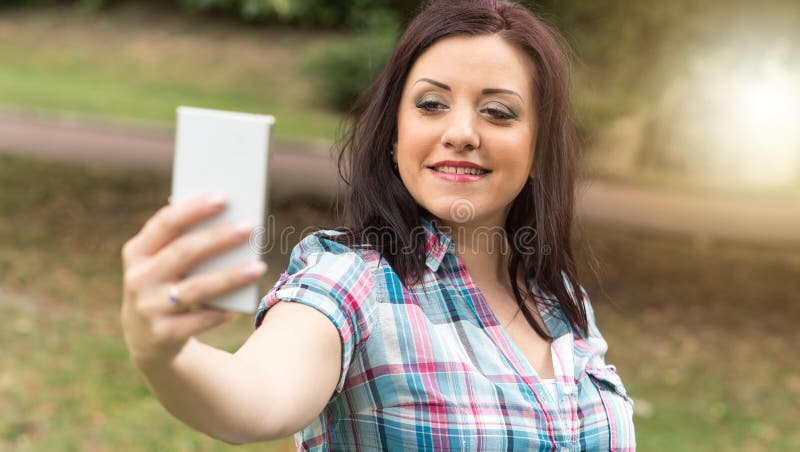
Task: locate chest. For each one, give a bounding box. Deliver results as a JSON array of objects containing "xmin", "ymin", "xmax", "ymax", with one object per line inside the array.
[
  {"xmin": 476, "ymin": 285, "xmax": 554, "ymax": 378},
  {"xmin": 341, "ymin": 299, "xmax": 636, "ymax": 450},
  {"xmin": 504, "ymin": 323, "xmax": 554, "ymax": 378}
]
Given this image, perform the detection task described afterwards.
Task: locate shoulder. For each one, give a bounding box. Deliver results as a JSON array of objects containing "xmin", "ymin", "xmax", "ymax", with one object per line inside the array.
[
  {"xmin": 290, "ymin": 229, "xmax": 351, "ymax": 256},
  {"xmin": 286, "ymin": 229, "xmax": 383, "ymax": 278},
  {"xmin": 259, "ymin": 229, "xmax": 383, "ymax": 324}
]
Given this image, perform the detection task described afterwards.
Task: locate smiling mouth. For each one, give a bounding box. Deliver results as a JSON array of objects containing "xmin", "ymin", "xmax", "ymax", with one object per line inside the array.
[{"xmin": 427, "ymin": 165, "xmax": 492, "ymax": 175}]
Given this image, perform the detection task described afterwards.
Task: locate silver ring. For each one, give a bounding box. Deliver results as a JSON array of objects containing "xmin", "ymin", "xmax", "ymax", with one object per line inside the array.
[{"xmin": 168, "ymin": 284, "xmax": 181, "ymax": 307}]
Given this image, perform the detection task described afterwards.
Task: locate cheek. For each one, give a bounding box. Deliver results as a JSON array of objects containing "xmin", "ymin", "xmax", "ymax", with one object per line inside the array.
[
  {"xmin": 493, "ymin": 129, "xmax": 535, "ymax": 169},
  {"xmin": 396, "ymin": 109, "xmax": 417, "ymax": 150},
  {"xmin": 397, "ymin": 111, "xmax": 441, "ymax": 160}
]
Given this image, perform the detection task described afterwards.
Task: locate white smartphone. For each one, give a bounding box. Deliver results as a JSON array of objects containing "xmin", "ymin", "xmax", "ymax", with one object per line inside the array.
[{"xmin": 170, "ymin": 106, "xmax": 274, "ymax": 313}]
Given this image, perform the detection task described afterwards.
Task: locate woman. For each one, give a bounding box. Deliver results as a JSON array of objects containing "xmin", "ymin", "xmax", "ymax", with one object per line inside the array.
[{"xmin": 121, "ymin": 0, "xmax": 636, "ymax": 450}]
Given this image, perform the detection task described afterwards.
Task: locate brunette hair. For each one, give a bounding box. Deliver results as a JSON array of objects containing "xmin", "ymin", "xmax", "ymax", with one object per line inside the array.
[{"xmin": 322, "ymin": 0, "xmax": 587, "ymax": 338}]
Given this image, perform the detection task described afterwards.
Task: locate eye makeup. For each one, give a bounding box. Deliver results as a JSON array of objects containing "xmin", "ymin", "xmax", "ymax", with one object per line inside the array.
[
  {"xmin": 412, "ymin": 93, "xmax": 521, "ymax": 121},
  {"xmin": 414, "ymin": 93, "xmax": 448, "ymax": 112},
  {"xmin": 481, "ymin": 101, "xmax": 518, "ymax": 120}
]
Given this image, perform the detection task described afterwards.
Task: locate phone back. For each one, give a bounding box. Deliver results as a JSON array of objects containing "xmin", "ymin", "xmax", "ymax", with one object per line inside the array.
[{"xmin": 171, "ymin": 106, "xmax": 274, "ymax": 313}]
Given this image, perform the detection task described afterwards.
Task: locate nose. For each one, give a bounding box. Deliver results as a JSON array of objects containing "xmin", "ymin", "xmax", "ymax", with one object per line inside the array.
[{"xmin": 441, "ymin": 105, "xmax": 480, "ymax": 152}]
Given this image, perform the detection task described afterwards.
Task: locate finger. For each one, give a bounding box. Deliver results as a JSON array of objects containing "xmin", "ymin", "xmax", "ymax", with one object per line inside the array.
[
  {"xmin": 125, "ymin": 194, "xmax": 227, "ymax": 262},
  {"xmin": 161, "ymin": 261, "xmax": 267, "ymax": 314},
  {"xmin": 155, "ymin": 309, "xmax": 240, "ymax": 344},
  {"xmin": 147, "ymin": 221, "xmax": 256, "ymax": 282}
]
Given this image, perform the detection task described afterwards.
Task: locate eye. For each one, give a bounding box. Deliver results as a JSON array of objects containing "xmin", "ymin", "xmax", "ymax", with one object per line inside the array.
[
  {"xmin": 481, "ymin": 103, "xmax": 518, "ymax": 121},
  {"xmin": 415, "ymin": 99, "xmax": 448, "ymax": 113}
]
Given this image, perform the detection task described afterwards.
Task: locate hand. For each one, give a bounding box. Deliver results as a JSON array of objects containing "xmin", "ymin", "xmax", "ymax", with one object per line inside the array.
[{"xmin": 120, "ymin": 194, "xmax": 268, "ymax": 371}]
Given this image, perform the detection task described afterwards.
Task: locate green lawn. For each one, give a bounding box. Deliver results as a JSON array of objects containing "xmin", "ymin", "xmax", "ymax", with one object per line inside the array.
[
  {"xmin": 576, "ymin": 225, "xmax": 800, "ymax": 451},
  {"xmin": 1, "ymin": 152, "xmax": 798, "ymax": 450},
  {"xmin": 0, "ymin": 4, "xmax": 343, "ymax": 141},
  {"xmin": 0, "ymin": 153, "xmax": 317, "ymax": 451}
]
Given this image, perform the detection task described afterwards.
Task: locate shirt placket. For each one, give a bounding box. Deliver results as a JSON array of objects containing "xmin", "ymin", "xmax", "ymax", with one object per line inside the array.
[
  {"xmin": 436, "ymin": 227, "xmax": 579, "ymax": 449},
  {"xmin": 452, "ymin": 275, "xmax": 558, "ymax": 445},
  {"xmin": 550, "ymin": 332, "xmax": 579, "ymax": 450}
]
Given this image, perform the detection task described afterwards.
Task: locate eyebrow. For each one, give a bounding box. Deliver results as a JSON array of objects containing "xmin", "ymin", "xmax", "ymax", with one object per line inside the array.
[{"xmin": 413, "ymin": 78, "xmax": 524, "ymax": 102}]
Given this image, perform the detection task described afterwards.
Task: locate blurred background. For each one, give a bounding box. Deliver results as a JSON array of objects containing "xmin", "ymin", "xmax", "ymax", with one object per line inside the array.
[{"xmin": 0, "ymin": 0, "xmax": 798, "ymax": 450}]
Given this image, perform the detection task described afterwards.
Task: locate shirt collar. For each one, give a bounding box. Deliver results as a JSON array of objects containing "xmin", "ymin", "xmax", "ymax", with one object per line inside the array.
[
  {"xmin": 535, "ymin": 294, "xmax": 573, "ymax": 339},
  {"xmin": 419, "ymin": 216, "xmax": 454, "ymax": 272},
  {"xmin": 419, "ymin": 216, "xmax": 572, "ymax": 339}
]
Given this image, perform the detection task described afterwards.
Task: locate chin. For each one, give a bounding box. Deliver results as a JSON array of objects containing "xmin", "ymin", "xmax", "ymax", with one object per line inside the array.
[
  {"xmin": 422, "ymin": 196, "xmax": 484, "ymax": 226},
  {"xmin": 428, "ymin": 196, "xmax": 517, "ymax": 231}
]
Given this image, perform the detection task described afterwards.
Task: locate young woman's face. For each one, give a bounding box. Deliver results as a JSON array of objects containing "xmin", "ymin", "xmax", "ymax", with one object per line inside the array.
[{"xmin": 396, "ymin": 34, "xmax": 537, "ymax": 229}]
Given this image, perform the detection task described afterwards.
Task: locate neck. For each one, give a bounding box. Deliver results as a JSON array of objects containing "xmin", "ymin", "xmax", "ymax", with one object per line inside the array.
[{"xmin": 436, "ymin": 217, "xmax": 511, "ymax": 288}]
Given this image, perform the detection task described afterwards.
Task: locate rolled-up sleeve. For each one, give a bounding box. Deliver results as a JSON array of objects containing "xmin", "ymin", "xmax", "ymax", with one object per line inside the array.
[{"xmin": 254, "ymin": 231, "xmax": 378, "ymax": 396}]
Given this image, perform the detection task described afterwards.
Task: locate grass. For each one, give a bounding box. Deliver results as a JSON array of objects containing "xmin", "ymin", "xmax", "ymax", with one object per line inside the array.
[
  {"xmin": 0, "ymin": 153, "xmax": 338, "ymax": 451},
  {"xmin": 575, "ymin": 224, "xmax": 800, "ymax": 451},
  {"xmin": 1, "ymin": 152, "xmax": 798, "ymax": 450},
  {"xmin": 0, "ymin": 3, "xmax": 343, "ymax": 142}
]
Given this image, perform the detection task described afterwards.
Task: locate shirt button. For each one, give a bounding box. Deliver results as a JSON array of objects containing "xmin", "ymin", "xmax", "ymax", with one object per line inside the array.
[{"xmin": 562, "ymin": 385, "xmax": 574, "ymax": 396}]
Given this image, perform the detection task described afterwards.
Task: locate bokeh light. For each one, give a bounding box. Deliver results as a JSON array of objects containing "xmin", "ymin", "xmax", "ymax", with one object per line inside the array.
[
  {"xmin": 713, "ymin": 55, "xmax": 800, "ymax": 185},
  {"xmin": 660, "ymin": 43, "xmax": 800, "ymax": 188}
]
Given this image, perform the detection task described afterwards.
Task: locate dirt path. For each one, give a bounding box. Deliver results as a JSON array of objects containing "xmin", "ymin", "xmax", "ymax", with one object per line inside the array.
[
  {"xmin": 576, "ymin": 180, "xmax": 800, "ymax": 244},
  {"xmin": 0, "ymin": 111, "xmax": 340, "ymax": 199},
  {"xmin": 2, "ymin": 111, "xmax": 798, "ymax": 244}
]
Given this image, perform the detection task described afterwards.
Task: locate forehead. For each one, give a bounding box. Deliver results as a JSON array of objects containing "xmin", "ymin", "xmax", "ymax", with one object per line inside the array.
[{"xmin": 406, "ymin": 34, "xmax": 536, "ymax": 96}]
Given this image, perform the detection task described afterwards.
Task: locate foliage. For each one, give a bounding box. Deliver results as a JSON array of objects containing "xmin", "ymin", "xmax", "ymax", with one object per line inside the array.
[
  {"xmin": 302, "ymin": 23, "xmax": 397, "ymax": 111},
  {"xmin": 178, "ymin": 0, "xmax": 403, "ymax": 28},
  {"xmin": 3, "ymin": 0, "xmax": 408, "ymax": 29},
  {"xmin": 25, "ymin": 0, "xmax": 403, "ymax": 28}
]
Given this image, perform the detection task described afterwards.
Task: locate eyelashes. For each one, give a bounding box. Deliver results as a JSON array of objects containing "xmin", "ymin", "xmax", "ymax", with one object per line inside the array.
[
  {"xmin": 414, "ymin": 99, "xmax": 519, "ymax": 121},
  {"xmin": 482, "ymin": 105, "xmax": 517, "ymax": 121},
  {"xmin": 415, "ymin": 99, "xmax": 447, "ymax": 112}
]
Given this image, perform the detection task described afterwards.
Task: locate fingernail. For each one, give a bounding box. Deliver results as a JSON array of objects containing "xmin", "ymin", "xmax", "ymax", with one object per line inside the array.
[
  {"xmin": 242, "ymin": 261, "xmax": 267, "ymax": 278},
  {"xmin": 206, "ymin": 194, "xmax": 227, "ymax": 209},
  {"xmin": 230, "ymin": 221, "xmax": 253, "ymax": 239}
]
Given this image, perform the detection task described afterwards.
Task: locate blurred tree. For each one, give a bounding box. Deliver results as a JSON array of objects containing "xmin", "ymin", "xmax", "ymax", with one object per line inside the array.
[
  {"xmin": 173, "ymin": 0, "xmax": 407, "ymax": 28},
  {"xmin": 303, "ymin": 18, "xmax": 398, "ymax": 111},
  {"xmin": 3, "ymin": 0, "xmax": 412, "ymax": 28}
]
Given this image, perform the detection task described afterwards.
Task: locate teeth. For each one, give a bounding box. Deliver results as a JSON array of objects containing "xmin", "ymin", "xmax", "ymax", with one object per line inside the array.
[{"xmin": 433, "ymin": 166, "xmax": 488, "ymax": 175}]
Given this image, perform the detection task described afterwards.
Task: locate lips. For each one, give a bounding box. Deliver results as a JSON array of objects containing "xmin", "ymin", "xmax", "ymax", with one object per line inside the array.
[
  {"xmin": 429, "ymin": 165, "xmax": 489, "ymax": 175},
  {"xmin": 428, "ymin": 160, "xmax": 491, "ymax": 172},
  {"xmin": 427, "ymin": 166, "xmax": 490, "ymax": 183}
]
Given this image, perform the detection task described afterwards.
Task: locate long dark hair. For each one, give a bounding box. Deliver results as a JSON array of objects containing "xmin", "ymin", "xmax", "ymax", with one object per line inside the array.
[{"xmin": 322, "ymin": 0, "xmax": 588, "ymax": 339}]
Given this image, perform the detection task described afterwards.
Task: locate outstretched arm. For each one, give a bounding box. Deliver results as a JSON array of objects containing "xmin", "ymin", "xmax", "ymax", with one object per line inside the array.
[
  {"xmin": 121, "ymin": 195, "xmax": 341, "ymax": 444},
  {"xmin": 139, "ymin": 301, "xmax": 341, "ymax": 444}
]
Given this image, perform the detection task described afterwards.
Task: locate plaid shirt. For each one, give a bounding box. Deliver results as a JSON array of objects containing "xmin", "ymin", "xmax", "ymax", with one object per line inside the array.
[{"xmin": 255, "ymin": 217, "xmax": 635, "ymax": 451}]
